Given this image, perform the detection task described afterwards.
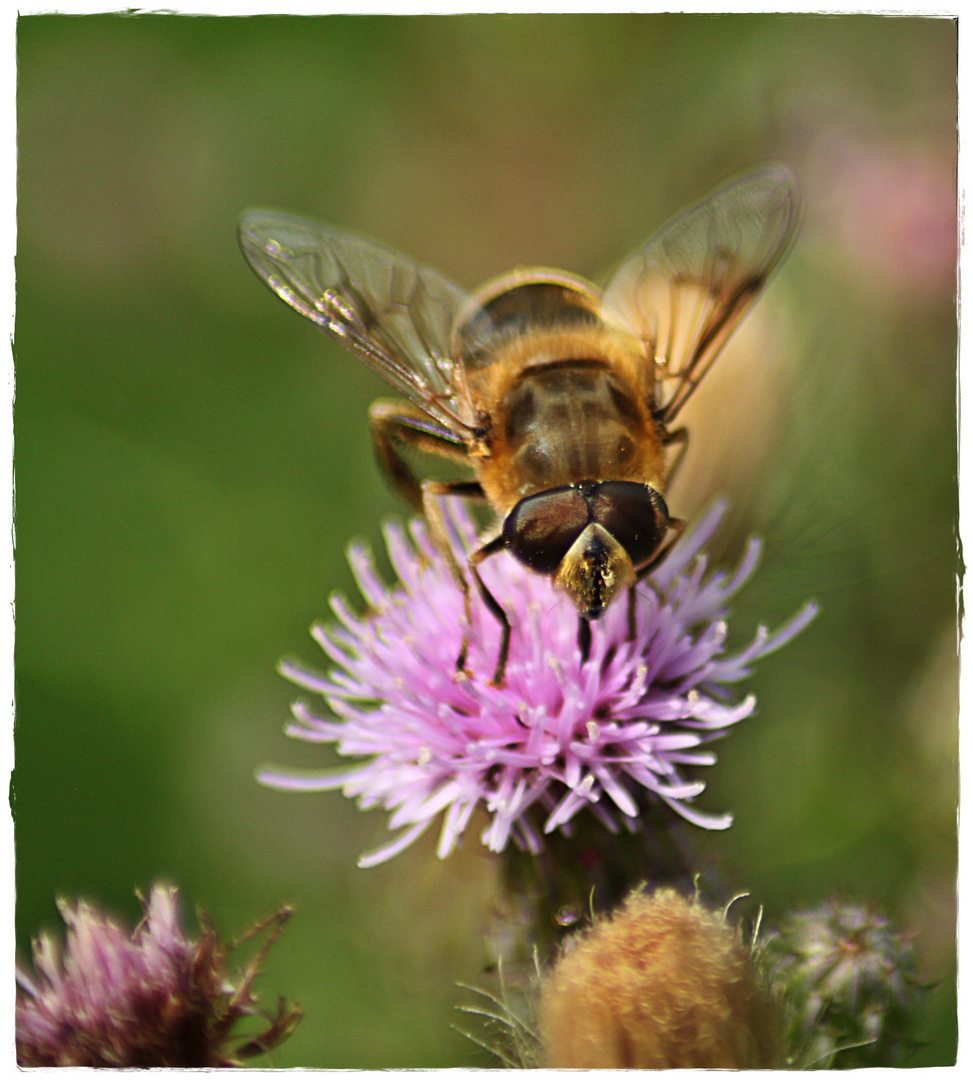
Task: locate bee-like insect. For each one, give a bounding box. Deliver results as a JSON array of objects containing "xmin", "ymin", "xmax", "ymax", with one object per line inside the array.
[{"xmin": 239, "ymin": 167, "xmax": 799, "ymax": 686}]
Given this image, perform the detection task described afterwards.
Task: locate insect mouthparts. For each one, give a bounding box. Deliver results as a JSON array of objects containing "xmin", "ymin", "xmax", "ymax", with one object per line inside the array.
[
  {"xmin": 581, "ymin": 533, "xmax": 613, "ymax": 619},
  {"xmin": 554, "ymin": 521, "xmax": 635, "ymax": 621}
]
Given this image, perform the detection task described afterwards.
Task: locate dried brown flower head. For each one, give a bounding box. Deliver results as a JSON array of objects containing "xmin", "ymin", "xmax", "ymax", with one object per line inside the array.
[{"xmin": 538, "ymin": 888, "xmax": 782, "ymax": 1069}]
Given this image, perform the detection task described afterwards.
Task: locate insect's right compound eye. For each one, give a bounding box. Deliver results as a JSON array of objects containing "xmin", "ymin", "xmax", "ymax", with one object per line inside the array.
[
  {"xmin": 502, "ymin": 487, "xmax": 590, "ymax": 574},
  {"xmin": 589, "ymin": 481, "xmax": 669, "ymax": 570}
]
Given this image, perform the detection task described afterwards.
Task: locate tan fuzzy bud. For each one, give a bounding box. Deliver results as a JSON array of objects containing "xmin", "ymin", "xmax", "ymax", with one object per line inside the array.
[{"xmin": 537, "ymin": 889, "xmax": 782, "ymax": 1069}]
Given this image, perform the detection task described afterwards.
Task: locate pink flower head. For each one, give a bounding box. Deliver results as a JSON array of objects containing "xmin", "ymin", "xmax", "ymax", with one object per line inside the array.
[
  {"xmin": 260, "ymin": 501, "xmax": 816, "ymax": 868},
  {"xmin": 16, "ymin": 885, "xmax": 299, "ymax": 1067}
]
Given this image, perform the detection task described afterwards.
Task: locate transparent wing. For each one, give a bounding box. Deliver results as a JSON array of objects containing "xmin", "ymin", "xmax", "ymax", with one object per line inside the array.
[
  {"xmin": 238, "ymin": 211, "xmax": 480, "ymax": 438},
  {"xmin": 602, "ymin": 167, "xmax": 800, "ymax": 425}
]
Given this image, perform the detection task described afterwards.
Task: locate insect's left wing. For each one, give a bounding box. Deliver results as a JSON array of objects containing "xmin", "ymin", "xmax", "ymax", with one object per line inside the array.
[
  {"xmin": 602, "ymin": 167, "xmax": 800, "ymax": 425},
  {"xmin": 238, "ymin": 211, "xmax": 479, "ymax": 438}
]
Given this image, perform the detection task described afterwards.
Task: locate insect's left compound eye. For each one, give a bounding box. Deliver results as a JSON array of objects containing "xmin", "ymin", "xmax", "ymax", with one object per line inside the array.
[
  {"xmin": 589, "ymin": 481, "xmax": 669, "ymax": 570},
  {"xmin": 502, "ymin": 487, "xmax": 590, "ymax": 574}
]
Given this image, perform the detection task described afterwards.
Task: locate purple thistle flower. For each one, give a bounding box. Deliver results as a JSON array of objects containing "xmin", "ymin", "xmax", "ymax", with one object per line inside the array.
[
  {"xmin": 16, "ymin": 884, "xmax": 300, "ymax": 1067},
  {"xmin": 260, "ymin": 501, "xmax": 816, "ymax": 868}
]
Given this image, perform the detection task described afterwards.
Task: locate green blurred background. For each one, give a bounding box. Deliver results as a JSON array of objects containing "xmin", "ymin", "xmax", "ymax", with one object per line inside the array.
[{"xmin": 16, "ymin": 13, "xmax": 957, "ymax": 1066}]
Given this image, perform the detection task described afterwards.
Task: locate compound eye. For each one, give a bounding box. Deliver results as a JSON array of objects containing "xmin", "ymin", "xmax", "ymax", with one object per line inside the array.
[
  {"xmin": 502, "ymin": 487, "xmax": 590, "ymax": 574},
  {"xmin": 590, "ymin": 481, "xmax": 669, "ymax": 569}
]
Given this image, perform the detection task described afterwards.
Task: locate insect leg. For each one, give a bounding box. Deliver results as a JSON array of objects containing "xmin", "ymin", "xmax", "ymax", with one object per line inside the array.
[
  {"xmin": 468, "ymin": 536, "xmax": 511, "ymax": 687},
  {"xmin": 419, "ymin": 478, "xmax": 489, "ymax": 679},
  {"xmin": 371, "ymin": 403, "xmax": 487, "ymax": 671},
  {"xmin": 661, "ymin": 426, "xmax": 690, "ymax": 488},
  {"xmin": 370, "ymin": 399, "xmax": 470, "ymax": 511}
]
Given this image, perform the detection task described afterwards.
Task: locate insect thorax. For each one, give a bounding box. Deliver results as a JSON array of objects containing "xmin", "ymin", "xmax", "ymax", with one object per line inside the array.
[{"xmin": 469, "ymin": 325, "xmax": 665, "ymax": 512}]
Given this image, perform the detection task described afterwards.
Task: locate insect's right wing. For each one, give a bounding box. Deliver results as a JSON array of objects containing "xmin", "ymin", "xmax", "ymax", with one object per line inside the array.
[
  {"xmin": 238, "ymin": 211, "xmax": 480, "ymax": 439},
  {"xmin": 602, "ymin": 167, "xmax": 800, "ymax": 425}
]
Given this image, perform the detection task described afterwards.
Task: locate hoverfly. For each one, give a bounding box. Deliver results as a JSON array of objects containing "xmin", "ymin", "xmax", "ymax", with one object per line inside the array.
[{"xmin": 238, "ymin": 167, "xmax": 799, "ymax": 686}]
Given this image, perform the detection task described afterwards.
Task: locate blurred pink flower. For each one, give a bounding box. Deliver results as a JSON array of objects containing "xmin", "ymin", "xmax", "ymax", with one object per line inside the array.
[
  {"xmin": 805, "ymin": 128, "xmax": 956, "ymax": 297},
  {"xmin": 16, "ymin": 885, "xmax": 299, "ymax": 1067},
  {"xmin": 261, "ymin": 502, "xmax": 816, "ymax": 867}
]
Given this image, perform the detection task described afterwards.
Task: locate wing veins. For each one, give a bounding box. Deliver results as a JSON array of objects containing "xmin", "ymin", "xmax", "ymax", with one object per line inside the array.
[
  {"xmin": 659, "ymin": 268, "xmax": 765, "ymax": 422},
  {"xmin": 238, "ymin": 211, "xmax": 479, "ymax": 439},
  {"xmin": 602, "ymin": 167, "xmax": 800, "ymax": 427}
]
